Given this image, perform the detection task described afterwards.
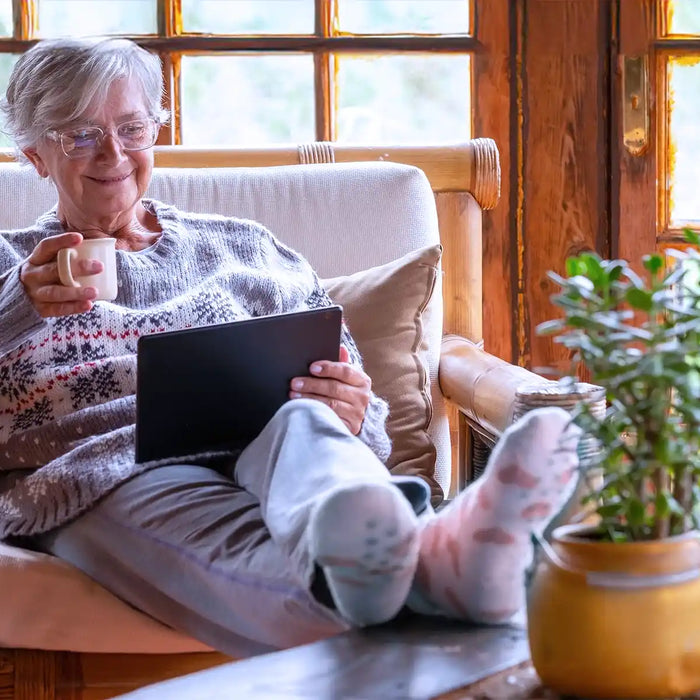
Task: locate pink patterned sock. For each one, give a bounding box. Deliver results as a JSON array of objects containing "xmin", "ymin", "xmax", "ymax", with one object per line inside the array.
[{"xmin": 408, "ymin": 407, "xmax": 581, "ymax": 623}]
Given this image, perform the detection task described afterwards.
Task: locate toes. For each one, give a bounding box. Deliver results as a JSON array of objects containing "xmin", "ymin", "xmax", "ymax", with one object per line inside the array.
[
  {"xmin": 472, "ymin": 527, "xmax": 515, "ymax": 544},
  {"xmin": 520, "ymin": 501, "xmax": 552, "ymax": 520},
  {"xmin": 556, "ymin": 467, "xmax": 577, "ymax": 486},
  {"xmin": 497, "ymin": 463, "xmax": 540, "ymax": 488}
]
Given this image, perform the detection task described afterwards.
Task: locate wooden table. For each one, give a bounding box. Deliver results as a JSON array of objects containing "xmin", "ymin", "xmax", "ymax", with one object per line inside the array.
[
  {"xmin": 114, "ymin": 615, "xmax": 557, "ymax": 700},
  {"xmin": 442, "ymin": 660, "xmax": 558, "ymax": 699}
]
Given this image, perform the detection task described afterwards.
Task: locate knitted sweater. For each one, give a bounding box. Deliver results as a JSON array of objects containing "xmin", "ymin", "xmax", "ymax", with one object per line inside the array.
[{"xmin": 0, "ymin": 199, "xmax": 391, "ymax": 538}]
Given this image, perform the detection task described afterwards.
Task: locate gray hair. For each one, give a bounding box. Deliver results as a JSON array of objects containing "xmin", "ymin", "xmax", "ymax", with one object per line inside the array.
[{"xmin": 1, "ymin": 37, "xmax": 168, "ymax": 154}]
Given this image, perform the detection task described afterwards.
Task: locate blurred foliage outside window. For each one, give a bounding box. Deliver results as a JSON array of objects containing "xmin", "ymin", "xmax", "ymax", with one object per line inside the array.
[
  {"xmin": 182, "ymin": 0, "xmax": 313, "ymax": 34},
  {"xmin": 667, "ymin": 0, "xmax": 700, "ymax": 225},
  {"xmin": 668, "ymin": 0, "xmax": 700, "ymax": 35},
  {"xmin": 180, "ymin": 54, "xmax": 317, "ymax": 146},
  {"xmin": 0, "ymin": 0, "xmax": 471, "ymax": 149},
  {"xmin": 668, "ymin": 58, "xmax": 700, "ymax": 226}
]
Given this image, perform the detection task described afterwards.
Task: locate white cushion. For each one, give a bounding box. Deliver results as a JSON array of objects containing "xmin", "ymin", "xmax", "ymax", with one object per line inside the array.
[{"xmin": 0, "ymin": 161, "xmax": 439, "ymax": 276}]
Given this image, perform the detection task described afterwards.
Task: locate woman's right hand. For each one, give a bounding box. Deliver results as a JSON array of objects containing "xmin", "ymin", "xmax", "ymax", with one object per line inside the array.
[{"xmin": 20, "ymin": 232, "xmax": 101, "ymax": 318}]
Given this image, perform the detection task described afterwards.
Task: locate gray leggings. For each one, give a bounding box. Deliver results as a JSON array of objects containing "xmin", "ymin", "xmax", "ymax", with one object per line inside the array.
[{"xmin": 33, "ymin": 399, "xmax": 430, "ymax": 657}]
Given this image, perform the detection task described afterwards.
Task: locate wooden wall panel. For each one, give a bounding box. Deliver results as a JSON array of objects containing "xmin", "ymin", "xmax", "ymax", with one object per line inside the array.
[
  {"xmin": 521, "ymin": 0, "xmax": 611, "ymax": 374},
  {"xmin": 474, "ymin": 0, "xmax": 516, "ymax": 363}
]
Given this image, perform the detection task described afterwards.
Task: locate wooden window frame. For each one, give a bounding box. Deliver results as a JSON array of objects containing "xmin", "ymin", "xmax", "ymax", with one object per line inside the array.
[{"xmin": 4, "ymin": 0, "xmax": 478, "ymax": 145}]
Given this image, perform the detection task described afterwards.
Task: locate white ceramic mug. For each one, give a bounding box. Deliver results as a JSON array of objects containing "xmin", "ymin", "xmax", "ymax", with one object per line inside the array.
[{"xmin": 57, "ymin": 237, "xmax": 118, "ymax": 301}]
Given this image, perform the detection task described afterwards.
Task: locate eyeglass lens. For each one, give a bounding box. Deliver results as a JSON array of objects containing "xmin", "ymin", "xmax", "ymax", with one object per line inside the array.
[{"xmin": 61, "ymin": 119, "xmax": 157, "ymax": 157}]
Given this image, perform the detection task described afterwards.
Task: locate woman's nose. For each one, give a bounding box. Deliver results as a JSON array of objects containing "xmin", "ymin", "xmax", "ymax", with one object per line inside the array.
[{"xmin": 96, "ymin": 131, "xmax": 126, "ymax": 161}]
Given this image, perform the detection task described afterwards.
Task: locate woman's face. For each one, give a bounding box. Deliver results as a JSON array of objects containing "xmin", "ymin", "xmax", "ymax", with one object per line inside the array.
[{"xmin": 24, "ymin": 77, "xmax": 155, "ymax": 229}]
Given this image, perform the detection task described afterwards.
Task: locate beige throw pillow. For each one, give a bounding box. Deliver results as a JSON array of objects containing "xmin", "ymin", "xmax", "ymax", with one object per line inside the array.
[{"xmin": 322, "ymin": 244, "xmax": 443, "ymax": 502}]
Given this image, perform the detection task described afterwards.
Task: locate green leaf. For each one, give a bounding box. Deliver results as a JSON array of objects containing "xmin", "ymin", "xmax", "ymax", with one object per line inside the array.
[
  {"xmin": 547, "ymin": 271, "xmax": 567, "ymax": 287},
  {"xmin": 642, "ymin": 254, "xmax": 664, "ymax": 275},
  {"xmin": 684, "ymin": 227, "xmax": 700, "ymax": 246},
  {"xmin": 624, "ymin": 267, "xmax": 646, "ymax": 289},
  {"xmin": 536, "ymin": 319, "xmax": 565, "ymax": 336},
  {"xmin": 610, "ymin": 531, "xmax": 630, "ymax": 543},
  {"xmin": 603, "ymin": 260, "xmax": 626, "ymax": 282},
  {"xmin": 655, "ymin": 492, "xmax": 672, "ymax": 518},
  {"xmin": 625, "ymin": 287, "xmax": 653, "ymax": 311},
  {"xmin": 581, "ymin": 255, "xmax": 605, "ymax": 287},
  {"xmin": 565, "ymin": 257, "xmax": 584, "ymax": 277},
  {"xmin": 626, "ymin": 499, "xmax": 647, "ymax": 527},
  {"xmin": 597, "ymin": 503, "xmax": 624, "ymax": 518}
]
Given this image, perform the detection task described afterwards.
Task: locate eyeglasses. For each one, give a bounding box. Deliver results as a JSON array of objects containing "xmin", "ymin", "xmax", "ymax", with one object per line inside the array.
[{"xmin": 45, "ymin": 117, "xmax": 160, "ymax": 159}]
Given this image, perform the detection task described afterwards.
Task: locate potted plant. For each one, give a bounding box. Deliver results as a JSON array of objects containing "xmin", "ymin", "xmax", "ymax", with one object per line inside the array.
[{"xmin": 526, "ymin": 229, "xmax": 700, "ymax": 699}]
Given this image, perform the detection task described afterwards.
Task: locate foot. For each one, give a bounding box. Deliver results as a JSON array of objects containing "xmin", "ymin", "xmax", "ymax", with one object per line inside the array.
[
  {"xmin": 308, "ymin": 482, "xmax": 420, "ymax": 627},
  {"xmin": 408, "ymin": 407, "xmax": 581, "ymax": 623}
]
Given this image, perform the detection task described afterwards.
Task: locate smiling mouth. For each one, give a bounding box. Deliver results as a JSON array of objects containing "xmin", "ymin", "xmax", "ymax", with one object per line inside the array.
[{"xmin": 87, "ymin": 172, "xmax": 132, "ymax": 184}]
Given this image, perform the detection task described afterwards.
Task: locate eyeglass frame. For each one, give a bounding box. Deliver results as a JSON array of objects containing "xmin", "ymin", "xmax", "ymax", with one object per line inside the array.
[{"xmin": 43, "ymin": 116, "xmax": 161, "ymax": 159}]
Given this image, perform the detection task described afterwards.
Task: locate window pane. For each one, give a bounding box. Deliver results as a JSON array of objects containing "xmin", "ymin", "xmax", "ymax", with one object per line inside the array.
[
  {"xmin": 336, "ymin": 55, "xmax": 470, "ymax": 144},
  {"xmin": 0, "ymin": 55, "xmax": 20, "ymax": 147},
  {"xmin": 38, "ymin": 0, "xmax": 157, "ymax": 37},
  {"xmin": 667, "ymin": 0, "xmax": 700, "ymax": 36},
  {"xmin": 0, "ymin": 0, "xmax": 11, "ymax": 37},
  {"xmin": 337, "ymin": 0, "xmax": 470, "ymax": 34},
  {"xmin": 668, "ymin": 58, "xmax": 700, "ymax": 225},
  {"xmin": 181, "ymin": 55, "xmax": 314, "ymax": 146},
  {"xmin": 182, "ymin": 0, "xmax": 312, "ymax": 35}
]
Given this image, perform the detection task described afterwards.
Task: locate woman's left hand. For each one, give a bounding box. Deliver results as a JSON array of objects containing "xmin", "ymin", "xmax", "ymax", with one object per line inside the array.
[{"xmin": 289, "ymin": 346, "xmax": 371, "ymax": 435}]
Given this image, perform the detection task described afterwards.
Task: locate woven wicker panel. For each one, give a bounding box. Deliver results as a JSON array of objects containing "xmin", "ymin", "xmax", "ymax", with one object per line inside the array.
[{"xmin": 514, "ymin": 381, "xmax": 605, "ymax": 470}]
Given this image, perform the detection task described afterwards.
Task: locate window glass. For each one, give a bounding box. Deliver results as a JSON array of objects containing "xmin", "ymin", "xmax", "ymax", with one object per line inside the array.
[
  {"xmin": 668, "ymin": 58, "xmax": 700, "ymax": 226},
  {"xmin": 0, "ymin": 0, "xmax": 11, "ymax": 37},
  {"xmin": 182, "ymin": 0, "xmax": 312, "ymax": 35},
  {"xmin": 0, "ymin": 54, "xmax": 20, "ymax": 147},
  {"xmin": 336, "ymin": 54, "xmax": 470, "ymax": 144},
  {"xmin": 667, "ymin": 0, "xmax": 700, "ymax": 36},
  {"xmin": 37, "ymin": 0, "xmax": 157, "ymax": 37},
  {"xmin": 337, "ymin": 0, "xmax": 470, "ymax": 35},
  {"xmin": 181, "ymin": 55, "xmax": 315, "ymax": 146}
]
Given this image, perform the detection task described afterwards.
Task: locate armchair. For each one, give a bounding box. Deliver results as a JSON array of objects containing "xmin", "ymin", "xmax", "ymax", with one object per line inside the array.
[{"xmin": 0, "ymin": 139, "xmax": 550, "ymax": 699}]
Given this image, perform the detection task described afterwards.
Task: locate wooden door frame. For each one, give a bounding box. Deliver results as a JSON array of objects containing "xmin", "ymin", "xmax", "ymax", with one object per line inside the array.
[{"xmin": 613, "ymin": 0, "xmax": 657, "ymax": 266}]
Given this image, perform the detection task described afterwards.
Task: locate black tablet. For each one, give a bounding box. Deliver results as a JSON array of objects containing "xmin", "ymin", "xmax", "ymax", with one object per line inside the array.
[{"xmin": 135, "ymin": 305, "xmax": 342, "ymax": 463}]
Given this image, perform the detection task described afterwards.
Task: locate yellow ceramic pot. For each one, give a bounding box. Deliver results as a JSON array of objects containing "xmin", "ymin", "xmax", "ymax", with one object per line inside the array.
[{"xmin": 527, "ymin": 523, "xmax": 700, "ymax": 699}]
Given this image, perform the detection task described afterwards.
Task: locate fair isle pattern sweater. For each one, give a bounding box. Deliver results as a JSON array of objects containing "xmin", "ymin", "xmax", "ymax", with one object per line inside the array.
[{"xmin": 0, "ymin": 199, "xmax": 391, "ymax": 538}]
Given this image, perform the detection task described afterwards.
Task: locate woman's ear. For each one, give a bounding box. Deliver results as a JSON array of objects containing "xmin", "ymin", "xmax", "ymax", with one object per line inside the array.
[{"xmin": 22, "ymin": 148, "xmax": 49, "ymax": 178}]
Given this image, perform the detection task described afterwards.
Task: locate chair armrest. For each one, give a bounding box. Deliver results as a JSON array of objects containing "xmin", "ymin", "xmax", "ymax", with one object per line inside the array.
[{"xmin": 438, "ymin": 334, "xmax": 551, "ymax": 439}]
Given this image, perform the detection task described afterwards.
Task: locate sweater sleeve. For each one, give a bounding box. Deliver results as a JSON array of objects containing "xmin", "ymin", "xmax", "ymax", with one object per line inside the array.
[{"xmin": 0, "ymin": 234, "xmax": 46, "ymax": 358}]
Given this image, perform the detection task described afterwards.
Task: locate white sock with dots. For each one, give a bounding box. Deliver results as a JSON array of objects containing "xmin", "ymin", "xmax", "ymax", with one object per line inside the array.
[
  {"xmin": 408, "ymin": 407, "xmax": 581, "ymax": 623},
  {"xmin": 308, "ymin": 481, "xmax": 420, "ymax": 627}
]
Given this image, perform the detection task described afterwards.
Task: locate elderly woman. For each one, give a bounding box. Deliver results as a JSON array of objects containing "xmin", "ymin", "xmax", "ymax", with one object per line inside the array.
[{"xmin": 0, "ymin": 37, "xmax": 581, "ymax": 656}]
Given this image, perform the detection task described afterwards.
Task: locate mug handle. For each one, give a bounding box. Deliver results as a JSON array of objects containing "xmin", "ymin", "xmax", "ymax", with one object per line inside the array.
[{"xmin": 56, "ymin": 248, "xmax": 80, "ymax": 288}]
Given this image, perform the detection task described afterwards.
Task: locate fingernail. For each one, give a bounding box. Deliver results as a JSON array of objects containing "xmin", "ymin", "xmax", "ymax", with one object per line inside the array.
[
  {"xmin": 291, "ymin": 379, "xmax": 303, "ymax": 390},
  {"xmin": 290, "ymin": 392, "xmax": 302, "ymax": 399},
  {"xmin": 310, "ymin": 364, "xmax": 322, "ymax": 374},
  {"xmin": 82, "ymin": 287, "xmax": 97, "ymax": 299}
]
